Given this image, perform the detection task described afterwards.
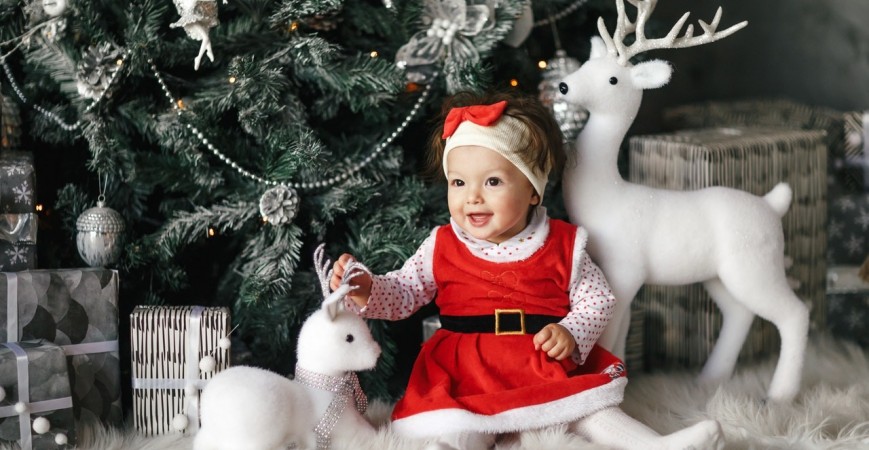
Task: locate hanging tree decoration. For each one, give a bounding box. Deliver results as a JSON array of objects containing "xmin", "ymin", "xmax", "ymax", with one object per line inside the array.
[
  {"xmin": 21, "ymin": 0, "xmax": 70, "ymax": 44},
  {"xmin": 76, "ymin": 42, "xmax": 123, "ymax": 101},
  {"xmin": 537, "ymin": 15, "xmax": 588, "ymax": 142},
  {"xmin": 171, "ymin": 0, "xmax": 228, "ymax": 70},
  {"xmin": 395, "ymin": 0, "xmax": 494, "ymax": 84},
  {"xmin": 76, "ymin": 173, "xmax": 126, "ymax": 267},
  {"xmin": 258, "ymin": 185, "xmax": 300, "ymax": 225}
]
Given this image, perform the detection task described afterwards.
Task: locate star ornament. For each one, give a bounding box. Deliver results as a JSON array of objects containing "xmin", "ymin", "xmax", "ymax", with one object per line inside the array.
[{"xmin": 395, "ymin": 0, "xmax": 493, "ymax": 83}]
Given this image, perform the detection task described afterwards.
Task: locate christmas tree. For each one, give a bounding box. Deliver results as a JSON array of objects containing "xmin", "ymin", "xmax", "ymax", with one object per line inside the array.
[{"xmin": 0, "ymin": 0, "xmax": 614, "ymax": 400}]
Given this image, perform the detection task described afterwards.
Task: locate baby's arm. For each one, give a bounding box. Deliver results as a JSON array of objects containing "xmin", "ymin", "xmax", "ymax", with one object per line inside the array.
[
  {"xmin": 331, "ymin": 230, "xmax": 439, "ymax": 321},
  {"xmin": 560, "ymin": 229, "xmax": 617, "ymax": 364}
]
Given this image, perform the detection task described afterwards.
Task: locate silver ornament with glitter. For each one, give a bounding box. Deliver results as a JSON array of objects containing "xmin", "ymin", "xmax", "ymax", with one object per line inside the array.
[
  {"xmin": 259, "ymin": 185, "xmax": 300, "ymax": 225},
  {"xmin": 76, "ymin": 200, "xmax": 126, "ymax": 267},
  {"xmin": 538, "ymin": 50, "xmax": 588, "ymax": 142}
]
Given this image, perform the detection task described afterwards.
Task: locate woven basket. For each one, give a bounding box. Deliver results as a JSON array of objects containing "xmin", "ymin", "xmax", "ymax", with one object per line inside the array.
[{"xmin": 627, "ymin": 126, "xmax": 827, "ymax": 369}]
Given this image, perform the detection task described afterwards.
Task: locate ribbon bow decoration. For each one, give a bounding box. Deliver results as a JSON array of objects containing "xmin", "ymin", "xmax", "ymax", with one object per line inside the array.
[{"xmin": 442, "ymin": 100, "xmax": 507, "ymax": 139}]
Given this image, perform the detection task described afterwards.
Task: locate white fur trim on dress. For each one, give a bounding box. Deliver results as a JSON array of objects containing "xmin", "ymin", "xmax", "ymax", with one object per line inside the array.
[{"xmin": 391, "ymin": 377, "xmax": 627, "ymax": 437}]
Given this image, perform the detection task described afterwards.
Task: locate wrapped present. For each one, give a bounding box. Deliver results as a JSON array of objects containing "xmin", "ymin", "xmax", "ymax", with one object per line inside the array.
[
  {"xmin": 663, "ymin": 99, "xmax": 861, "ymax": 195},
  {"xmin": 0, "ymin": 341, "xmax": 75, "ymax": 450},
  {"xmin": 0, "ymin": 269, "xmax": 121, "ymax": 426},
  {"xmin": 628, "ymin": 127, "xmax": 827, "ymax": 369},
  {"xmin": 130, "ymin": 306, "xmax": 231, "ymax": 436},
  {"xmin": 1, "ymin": 91, "xmax": 21, "ymax": 151},
  {"xmin": 827, "ymin": 193, "xmax": 869, "ymax": 265},
  {"xmin": 826, "ymin": 266, "xmax": 869, "ymax": 347},
  {"xmin": 841, "ymin": 111, "xmax": 869, "ymax": 192},
  {"xmin": 0, "ymin": 151, "xmax": 37, "ymax": 271}
]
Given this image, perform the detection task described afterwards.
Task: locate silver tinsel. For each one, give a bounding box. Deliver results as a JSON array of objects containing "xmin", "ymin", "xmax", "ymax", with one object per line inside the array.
[
  {"xmin": 76, "ymin": 201, "xmax": 126, "ymax": 267},
  {"xmin": 76, "ymin": 43, "xmax": 123, "ymax": 101},
  {"xmin": 259, "ymin": 185, "xmax": 300, "ymax": 225},
  {"xmin": 294, "ymin": 366, "xmax": 367, "ymax": 450},
  {"xmin": 538, "ymin": 50, "xmax": 588, "ymax": 142}
]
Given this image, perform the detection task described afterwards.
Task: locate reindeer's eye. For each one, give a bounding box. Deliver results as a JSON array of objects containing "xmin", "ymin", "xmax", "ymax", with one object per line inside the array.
[
  {"xmin": 345, "ymin": 334, "xmax": 355, "ymax": 343},
  {"xmin": 558, "ymin": 82, "xmax": 568, "ymax": 95},
  {"xmin": 609, "ymin": 77, "xmax": 618, "ymax": 85}
]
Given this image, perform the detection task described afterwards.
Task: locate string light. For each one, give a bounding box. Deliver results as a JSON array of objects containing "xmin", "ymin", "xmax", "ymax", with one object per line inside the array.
[
  {"xmin": 176, "ymin": 99, "xmax": 186, "ymax": 109},
  {"xmin": 509, "ymin": 79, "xmax": 519, "ymax": 87},
  {"xmin": 149, "ymin": 60, "xmax": 435, "ymax": 191},
  {"xmin": 369, "ymin": 51, "xmax": 379, "ymax": 58},
  {"xmin": 290, "ymin": 21, "xmax": 299, "ymax": 32},
  {"xmin": 35, "ymin": 204, "xmax": 43, "ymax": 212},
  {"xmin": 228, "ymin": 76, "xmax": 237, "ymax": 84},
  {"xmin": 207, "ymin": 227, "xmax": 216, "ymax": 238},
  {"xmin": 538, "ymin": 60, "xmax": 548, "ymax": 69}
]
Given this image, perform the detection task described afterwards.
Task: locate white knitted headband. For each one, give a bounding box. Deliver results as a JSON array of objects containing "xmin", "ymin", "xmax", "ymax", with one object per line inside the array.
[{"xmin": 442, "ymin": 114, "xmax": 549, "ymax": 200}]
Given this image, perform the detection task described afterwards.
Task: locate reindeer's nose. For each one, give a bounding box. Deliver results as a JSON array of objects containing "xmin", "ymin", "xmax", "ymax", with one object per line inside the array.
[{"xmin": 558, "ymin": 82, "xmax": 568, "ymax": 95}]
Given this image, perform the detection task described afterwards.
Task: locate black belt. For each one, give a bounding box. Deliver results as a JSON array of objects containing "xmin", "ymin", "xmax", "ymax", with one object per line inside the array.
[{"xmin": 439, "ymin": 309, "xmax": 561, "ymax": 335}]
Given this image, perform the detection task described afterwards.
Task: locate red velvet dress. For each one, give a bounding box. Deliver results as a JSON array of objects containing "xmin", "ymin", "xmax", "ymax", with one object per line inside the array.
[{"xmin": 391, "ymin": 220, "xmax": 627, "ymax": 437}]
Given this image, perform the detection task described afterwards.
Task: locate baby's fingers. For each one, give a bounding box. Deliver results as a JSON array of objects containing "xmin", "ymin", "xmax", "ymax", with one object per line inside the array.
[{"xmin": 533, "ymin": 328, "xmax": 552, "ymax": 350}]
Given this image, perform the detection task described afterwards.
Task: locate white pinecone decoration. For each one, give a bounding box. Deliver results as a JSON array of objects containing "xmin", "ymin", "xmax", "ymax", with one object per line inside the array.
[
  {"xmin": 259, "ymin": 185, "xmax": 300, "ymax": 225},
  {"xmin": 76, "ymin": 43, "xmax": 123, "ymax": 100}
]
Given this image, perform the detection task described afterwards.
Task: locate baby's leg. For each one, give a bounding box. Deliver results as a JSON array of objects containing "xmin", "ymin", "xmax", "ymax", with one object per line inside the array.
[
  {"xmin": 570, "ymin": 407, "xmax": 723, "ymax": 450},
  {"xmin": 424, "ymin": 431, "xmax": 497, "ymax": 450}
]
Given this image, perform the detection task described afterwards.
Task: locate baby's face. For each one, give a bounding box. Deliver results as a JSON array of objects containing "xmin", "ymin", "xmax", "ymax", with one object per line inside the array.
[{"xmin": 445, "ymin": 145, "xmax": 539, "ymax": 244}]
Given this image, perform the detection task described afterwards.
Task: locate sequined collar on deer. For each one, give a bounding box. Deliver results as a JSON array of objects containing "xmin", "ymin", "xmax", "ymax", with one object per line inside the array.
[
  {"xmin": 450, "ymin": 206, "xmax": 549, "ymax": 262},
  {"xmin": 294, "ymin": 366, "xmax": 368, "ymax": 449}
]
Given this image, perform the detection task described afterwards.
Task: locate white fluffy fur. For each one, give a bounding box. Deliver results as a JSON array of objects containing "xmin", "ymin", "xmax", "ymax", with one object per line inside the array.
[
  {"xmin": 28, "ymin": 337, "xmax": 867, "ymax": 450},
  {"xmin": 559, "ymin": 32, "xmax": 809, "ymax": 403},
  {"xmin": 192, "ymin": 284, "xmax": 382, "ymax": 450}
]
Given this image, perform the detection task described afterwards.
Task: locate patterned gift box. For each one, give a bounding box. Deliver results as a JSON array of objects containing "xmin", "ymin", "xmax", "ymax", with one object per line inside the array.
[
  {"xmin": 628, "ymin": 127, "xmax": 827, "ymax": 369},
  {"xmin": 130, "ymin": 306, "xmax": 230, "ymax": 436},
  {"xmin": 0, "ymin": 341, "xmax": 75, "ymax": 450},
  {"xmin": 0, "ymin": 151, "xmax": 37, "ymax": 272},
  {"xmin": 826, "ymin": 266, "xmax": 869, "ymax": 347},
  {"xmin": 827, "ymin": 193, "xmax": 869, "ymax": 265},
  {"xmin": 0, "ymin": 269, "xmax": 121, "ymax": 426},
  {"xmin": 840, "ymin": 111, "xmax": 869, "ymax": 192}
]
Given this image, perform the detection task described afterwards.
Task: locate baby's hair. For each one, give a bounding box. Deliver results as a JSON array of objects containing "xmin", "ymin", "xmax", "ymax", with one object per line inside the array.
[{"xmin": 424, "ymin": 90, "xmax": 566, "ymax": 190}]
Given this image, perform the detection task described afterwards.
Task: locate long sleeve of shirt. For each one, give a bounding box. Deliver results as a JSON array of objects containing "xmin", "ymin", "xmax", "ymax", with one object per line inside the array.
[{"xmin": 559, "ymin": 228, "xmax": 618, "ymax": 364}]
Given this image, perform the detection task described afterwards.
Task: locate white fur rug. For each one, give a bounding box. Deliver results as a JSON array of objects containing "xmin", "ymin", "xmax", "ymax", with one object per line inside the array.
[{"xmin": 26, "ymin": 336, "xmax": 869, "ymax": 450}]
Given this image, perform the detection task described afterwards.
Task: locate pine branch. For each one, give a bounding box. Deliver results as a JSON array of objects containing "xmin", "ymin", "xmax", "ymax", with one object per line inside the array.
[{"xmin": 156, "ymin": 200, "xmax": 259, "ymax": 255}]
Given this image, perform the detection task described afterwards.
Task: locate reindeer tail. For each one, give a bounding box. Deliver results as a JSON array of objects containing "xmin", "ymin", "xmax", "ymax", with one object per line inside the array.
[{"xmin": 763, "ymin": 182, "xmax": 792, "ymax": 217}]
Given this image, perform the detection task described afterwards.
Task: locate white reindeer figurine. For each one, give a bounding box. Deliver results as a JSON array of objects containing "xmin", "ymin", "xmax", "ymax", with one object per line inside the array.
[
  {"xmin": 558, "ymin": 0, "xmax": 808, "ymax": 402},
  {"xmin": 193, "ymin": 244, "xmax": 382, "ymax": 450}
]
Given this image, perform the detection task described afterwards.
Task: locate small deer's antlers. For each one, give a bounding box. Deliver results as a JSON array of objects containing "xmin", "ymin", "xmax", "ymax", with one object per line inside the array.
[{"xmin": 599, "ymin": 0, "xmax": 747, "ymax": 65}]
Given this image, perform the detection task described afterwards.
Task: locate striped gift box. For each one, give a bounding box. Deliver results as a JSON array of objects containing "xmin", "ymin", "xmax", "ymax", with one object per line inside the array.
[
  {"xmin": 130, "ymin": 306, "xmax": 230, "ymax": 436},
  {"xmin": 627, "ymin": 127, "xmax": 827, "ymax": 369}
]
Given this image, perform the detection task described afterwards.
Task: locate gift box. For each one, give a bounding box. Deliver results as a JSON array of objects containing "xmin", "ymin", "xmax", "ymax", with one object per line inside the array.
[
  {"xmin": 0, "ymin": 151, "xmax": 37, "ymax": 271},
  {"xmin": 0, "ymin": 341, "xmax": 75, "ymax": 450},
  {"xmin": 826, "ymin": 266, "xmax": 869, "ymax": 347},
  {"xmin": 130, "ymin": 306, "xmax": 231, "ymax": 436},
  {"xmin": 628, "ymin": 127, "xmax": 827, "ymax": 369},
  {"xmin": 827, "ymin": 193, "xmax": 869, "ymax": 265},
  {"xmin": 841, "ymin": 111, "xmax": 869, "ymax": 192},
  {"xmin": 0, "ymin": 269, "xmax": 121, "ymax": 426}
]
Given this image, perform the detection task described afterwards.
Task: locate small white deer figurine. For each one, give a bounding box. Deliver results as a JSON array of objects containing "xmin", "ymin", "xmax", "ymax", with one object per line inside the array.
[
  {"xmin": 559, "ymin": 0, "xmax": 808, "ymax": 402},
  {"xmin": 194, "ymin": 244, "xmax": 382, "ymax": 449}
]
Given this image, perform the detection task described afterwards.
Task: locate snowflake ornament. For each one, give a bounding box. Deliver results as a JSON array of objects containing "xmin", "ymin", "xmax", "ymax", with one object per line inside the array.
[{"xmin": 395, "ymin": 0, "xmax": 494, "ymax": 83}]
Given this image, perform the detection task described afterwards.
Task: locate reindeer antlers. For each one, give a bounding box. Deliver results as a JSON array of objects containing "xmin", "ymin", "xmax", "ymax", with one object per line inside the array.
[{"xmin": 598, "ymin": 0, "xmax": 747, "ymax": 65}]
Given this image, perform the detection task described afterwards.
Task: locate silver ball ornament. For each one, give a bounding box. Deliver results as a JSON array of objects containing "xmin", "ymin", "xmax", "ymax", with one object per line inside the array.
[
  {"xmin": 538, "ymin": 50, "xmax": 589, "ymax": 142},
  {"xmin": 76, "ymin": 200, "xmax": 125, "ymax": 267},
  {"xmin": 55, "ymin": 433, "xmax": 68, "ymax": 445}
]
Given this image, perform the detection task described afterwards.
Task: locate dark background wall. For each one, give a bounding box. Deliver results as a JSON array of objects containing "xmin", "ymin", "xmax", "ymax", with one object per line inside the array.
[{"xmin": 628, "ymin": 0, "xmax": 869, "ymax": 134}]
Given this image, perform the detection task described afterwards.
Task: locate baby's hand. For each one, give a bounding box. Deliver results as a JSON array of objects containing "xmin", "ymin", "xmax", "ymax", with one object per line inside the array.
[
  {"xmin": 533, "ymin": 324, "xmax": 576, "ymax": 361},
  {"xmin": 330, "ymin": 253, "xmax": 372, "ymax": 308}
]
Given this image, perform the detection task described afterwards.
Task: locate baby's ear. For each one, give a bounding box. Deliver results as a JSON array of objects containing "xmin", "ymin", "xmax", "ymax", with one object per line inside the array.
[{"xmin": 530, "ymin": 192, "xmax": 541, "ymax": 206}]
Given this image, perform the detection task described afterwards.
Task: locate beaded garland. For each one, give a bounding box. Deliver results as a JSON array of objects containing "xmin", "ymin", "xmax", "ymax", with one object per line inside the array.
[{"xmin": 294, "ymin": 366, "xmax": 368, "ymax": 449}]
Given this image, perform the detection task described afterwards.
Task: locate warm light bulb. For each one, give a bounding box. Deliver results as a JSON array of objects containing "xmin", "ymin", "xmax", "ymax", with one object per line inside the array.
[
  {"xmin": 207, "ymin": 227, "xmax": 216, "ymax": 237},
  {"xmin": 116, "ymin": 59, "xmax": 124, "ymax": 66},
  {"xmin": 370, "ymin": 50, "xmax": 379, "ymax": 58},
  {"xmin": 228, "ymin": 76, "xmax": 237, "ymax": 84},
  {"xmin": 509, "ymin": 79, "xmax": 519, "ymax": 87},
  {"xmin": 538, "ymin": 60, "xmax": 547, "ymax": 69},
  {"xmin": 176, "ymin": 99, "xmax": 185, "ymax": 109},
  {"xmin": 35, "ymin": 204, "xmax": 43, "ymax": 212},
  {"xmin": 290, "ymin": 21, "xmax": 299, "ymax": 31}
]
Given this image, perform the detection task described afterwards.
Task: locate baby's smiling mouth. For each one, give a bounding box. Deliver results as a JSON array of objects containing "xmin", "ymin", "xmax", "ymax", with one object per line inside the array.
[{"xmin": 467, "ymin": 213, "xmax": 491, "ymax": 226}]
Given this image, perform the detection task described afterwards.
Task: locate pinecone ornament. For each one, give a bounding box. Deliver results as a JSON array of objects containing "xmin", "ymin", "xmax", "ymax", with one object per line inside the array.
[
  {"xmin": 259, "ymin": 185, "xmax": 300, "ymax": 225},
  {"xmin": 76, "ymin": 43, "xmax": 123, "ymax": 101}
]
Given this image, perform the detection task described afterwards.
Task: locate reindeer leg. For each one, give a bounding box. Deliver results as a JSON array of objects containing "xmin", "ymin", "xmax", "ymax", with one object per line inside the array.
[
  {"xmin": 699, "ymin": 278, "xmax": 755, "ymax": 384},
  {"xmin": 718, "ymin": 270, "xmax": 808, "ymax": 402},
  {"xmin": 597, "ymin": 275, "xmax": 644, "ymax": 359}
]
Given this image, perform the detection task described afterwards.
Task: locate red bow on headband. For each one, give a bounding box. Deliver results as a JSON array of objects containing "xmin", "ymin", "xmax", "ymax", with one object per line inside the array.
[{"xmin": 441, "ymin": 101, "xmax": 508, "ymax": 139}]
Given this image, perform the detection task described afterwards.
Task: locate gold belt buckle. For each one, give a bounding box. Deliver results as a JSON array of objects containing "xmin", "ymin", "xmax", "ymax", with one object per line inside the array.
[{"xmin": 494, "ymin": 309, "xmax": 525, "ymax": 335}]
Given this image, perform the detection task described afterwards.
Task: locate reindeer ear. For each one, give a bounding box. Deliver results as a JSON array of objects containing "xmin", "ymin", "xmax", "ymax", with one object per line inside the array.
[
  {"xmin": 322, "ymin": 284, "xmax": 350, "ymax": 321},
  {"xmin": 589, "ymin": 36, "xmax": 608, "ymax": 59},
  {"xmin": 630, "ymin": 59, "xmax": 672, "ymax": 89}
]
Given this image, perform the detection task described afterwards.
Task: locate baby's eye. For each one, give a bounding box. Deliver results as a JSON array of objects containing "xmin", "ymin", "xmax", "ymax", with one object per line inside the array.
[
  {"xmin": 485, "ymin": 178, "xmax": 502, "ymax": 187},
  {"xmin": 450, "ymin": 179, "xmax": 465, "ymax": 187}
]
